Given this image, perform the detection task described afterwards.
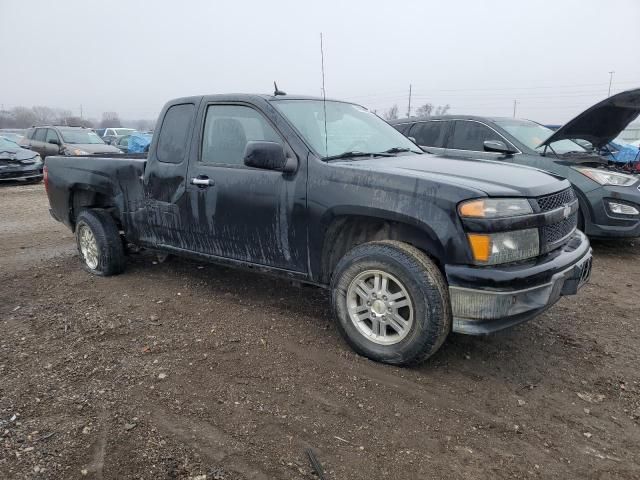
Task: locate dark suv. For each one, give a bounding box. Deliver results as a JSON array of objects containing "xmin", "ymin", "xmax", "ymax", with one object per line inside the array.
[
  {"xmin": 21, "ymin": 126, "xmax": 122, "ymax": 159},
  {"xmin": 391, "ymin": 89, "xmax": 640, "ymax": 238}
]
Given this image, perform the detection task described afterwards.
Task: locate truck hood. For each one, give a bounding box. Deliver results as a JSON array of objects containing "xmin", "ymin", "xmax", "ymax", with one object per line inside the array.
[
  {"xmin": 540, "ymin": 88, "xmax": 640, "ymax": 149},
  {"xmin": 69, "ymin": 144, "xmax": 122, "ymax": 154},
  {"xmin": 335, "ymin": 153, "xmax": 567, "ymax": 197}
]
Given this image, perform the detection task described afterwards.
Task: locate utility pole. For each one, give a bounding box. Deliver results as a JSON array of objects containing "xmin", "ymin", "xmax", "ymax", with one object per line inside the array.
[
  {"xmin": 608, "ymin": 71, "xmax": 615, "ymax": 97},
  {"xmin": 407, "ymin": 84, "xmax": 412, "ymax": 118},
  {"xmin": 513, "ymin": 99, "xmax": 518, "ymax": 118}
]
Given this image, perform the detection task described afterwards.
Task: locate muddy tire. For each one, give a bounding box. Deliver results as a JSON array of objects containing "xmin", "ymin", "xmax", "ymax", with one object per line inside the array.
[
  {"xmin": 331, "ymin": 240, "xmax": 451, "ymax": 366},
  {"xmin": 75, "ymin": 209, "xmax": 125, "ymax": 276}
]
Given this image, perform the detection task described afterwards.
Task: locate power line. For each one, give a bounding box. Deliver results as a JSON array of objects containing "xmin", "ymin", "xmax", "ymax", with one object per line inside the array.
[{"xmin": 343, "ymin": 79, "xmax": 640, "ymax": 100}]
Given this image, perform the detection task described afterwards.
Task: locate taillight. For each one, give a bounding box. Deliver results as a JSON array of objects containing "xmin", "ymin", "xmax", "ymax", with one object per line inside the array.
[{"xmin": 43, "ymin": 165, "xmax": 49, "ymax": 193}]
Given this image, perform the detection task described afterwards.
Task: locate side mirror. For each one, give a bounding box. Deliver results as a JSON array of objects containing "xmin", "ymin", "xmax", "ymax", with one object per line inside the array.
[
  {"xmin": 244, "ymin": 141, "xmax": 297, "ymax": 173},
  {"xmin": 48, "ymin": 138, "xmax": 60, "ymax": 146},
  {"xmin": 483, "ymin": 140, "xmax": 516, "ymax": 155},
  {"xmin": 408, "ymin": 136, "xmax": 418, "ymax": 144}
]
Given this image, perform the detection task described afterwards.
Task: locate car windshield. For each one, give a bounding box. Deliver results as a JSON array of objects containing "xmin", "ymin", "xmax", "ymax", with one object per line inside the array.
[
  {"xmin": 60, "ymin": 130, "xmax": 105, "ymax": 144},
  {"xmin": 273, "ymin": 99, "xmax": 419, "ymax": 158},
  {"xmin": 114, "ymin": 128, "xmax": 135, "ymax": 135},
  {"xmin": 0, "ymin": 137, "xmax": 20, "ymax": 151},
  {"xmin": 495, "ymin": 119, "xmax": 587, "ymax": 154}
]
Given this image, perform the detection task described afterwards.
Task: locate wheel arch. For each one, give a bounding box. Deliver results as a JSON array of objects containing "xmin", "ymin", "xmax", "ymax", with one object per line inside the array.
[
  {"xmin": 68, "ymin": 184, "xmax": 119, "ymax": 231},
  {"xmin": 318, "ymin": 208, "xmax": 446, "ymax": 284}
]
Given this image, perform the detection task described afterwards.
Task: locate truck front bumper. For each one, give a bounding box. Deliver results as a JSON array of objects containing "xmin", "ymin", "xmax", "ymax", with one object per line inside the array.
[{"xmin": 445, "ymin": 231, "xmax": 592, "ymax": 335}]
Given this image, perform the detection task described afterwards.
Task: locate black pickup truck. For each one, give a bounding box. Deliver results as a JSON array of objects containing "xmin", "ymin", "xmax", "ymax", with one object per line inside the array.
[{"xmin": 45, "ymin": 94, "xmax": 592, "ymax": 365}]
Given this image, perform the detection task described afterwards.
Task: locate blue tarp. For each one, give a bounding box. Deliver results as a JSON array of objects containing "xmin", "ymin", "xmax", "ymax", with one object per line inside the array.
[
  {"xmin": 603, "ymin": 141, "xmax": 640, "ymax": 164},
  {"xmin": 127, "ymin": 132, "xmax": 152, "ymax": 153}
]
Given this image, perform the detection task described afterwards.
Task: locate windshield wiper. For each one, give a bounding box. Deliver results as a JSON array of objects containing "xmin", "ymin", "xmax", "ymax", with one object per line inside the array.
[
  {"xmin": 381, "ymin": 147, "xmax": 423, "ymax": 155},
  {"xmin": 324, "ymin": 151, "xmax": 394, "ymax": 161}
]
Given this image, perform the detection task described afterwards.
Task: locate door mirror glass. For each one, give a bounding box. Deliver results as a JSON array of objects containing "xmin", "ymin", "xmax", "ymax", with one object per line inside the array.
[
  {"xmin": 244, "ymin": 141, "xmax": 296, "ymax": 172},
  {"xmin": 48, "ymin": 138, "xmax": 60, "ymax": 145},
  {"xmin": 483, "ymin": 140, "xmax": 516, "ymax": 154}
]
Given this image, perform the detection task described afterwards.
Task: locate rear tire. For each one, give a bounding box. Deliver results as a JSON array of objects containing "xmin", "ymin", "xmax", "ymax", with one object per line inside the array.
[
  {"xmin": 331, "ymin": 240, "xmax": 451, "ymax": 366},
  {"xmin": 75, "ymin": 209, "xmax": 125, "ymax": 276}
]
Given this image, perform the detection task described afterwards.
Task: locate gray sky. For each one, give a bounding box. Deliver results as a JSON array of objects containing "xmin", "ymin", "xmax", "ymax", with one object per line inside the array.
[{"xmin": 1, "ymin": 0, "xmax": 639, "ymax": 124}]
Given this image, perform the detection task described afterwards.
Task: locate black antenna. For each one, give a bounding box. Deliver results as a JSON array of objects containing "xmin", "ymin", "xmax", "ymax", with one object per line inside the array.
[
  {"xmin": 320, "ymin": 32, "xmax": 328, "ymax": 157},
  {"xmin": 274, "ymin": 82, "xmax": 286, "ymax": 96}
]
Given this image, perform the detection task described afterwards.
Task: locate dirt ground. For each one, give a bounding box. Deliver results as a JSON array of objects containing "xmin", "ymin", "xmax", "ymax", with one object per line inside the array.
[{"xmin": 1, "ymin": 183, "xmax": 639, "ymax": 480}]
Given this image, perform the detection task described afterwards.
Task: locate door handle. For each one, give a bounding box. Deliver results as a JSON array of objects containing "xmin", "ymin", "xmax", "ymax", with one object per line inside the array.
[{"xmin": 191, "ymin": 177, "xmax": 214, "ymax": 187}]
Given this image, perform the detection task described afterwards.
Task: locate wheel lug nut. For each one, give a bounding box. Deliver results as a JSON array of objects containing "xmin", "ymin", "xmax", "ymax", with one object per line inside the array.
[
  {"xmin": 366, "ymin": 301, "xmax": 371, "ymax": 306},
  {"xmin": 382, "ymin": 295, "xmax": 387, "ymax": 300}
]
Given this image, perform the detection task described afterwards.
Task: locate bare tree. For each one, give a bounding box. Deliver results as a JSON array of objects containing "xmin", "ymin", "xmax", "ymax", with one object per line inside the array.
[
  {"xmin": 414, "ymin": 103, "xmax": 433, "ymax": 119},
  {"xmin": 10, "ymin": 107, "xmax": 37, "ymax": 128},
  {"xmin": 382, "ymin": 104, "xmax": 399, "ymax": 121},
  {"xmin": 414, "ymin": 103, "xmax": 451, "ymax": 119},
  {"xmin": 100, "ymin": 112, "xmax": 122, "ymax": 128},
  {"xmin": 434, "ymin": 104, "xmax": 450, "ymax": 116},
  {"xmin": 31, "ymin": 106, "xmax": 57, "ymax": 125}
]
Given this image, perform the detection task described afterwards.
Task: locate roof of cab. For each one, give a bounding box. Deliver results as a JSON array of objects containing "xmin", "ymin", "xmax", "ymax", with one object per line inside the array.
[{"xmin": 166, "ymin": 93, "xmax": 357, "ymax": 105}]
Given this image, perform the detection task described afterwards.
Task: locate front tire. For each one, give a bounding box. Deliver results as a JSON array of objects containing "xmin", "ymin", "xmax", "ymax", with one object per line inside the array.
[
  {"xmin": 75, "ymin": 209, "xmax": 125, "ymax": 276},
  {"xmin": 331, "ymin": 241, "xmax": 451, "ymax": 366}
]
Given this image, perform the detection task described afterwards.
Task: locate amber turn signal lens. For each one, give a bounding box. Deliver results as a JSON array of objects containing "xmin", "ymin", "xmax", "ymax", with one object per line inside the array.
[
  {"xmin": 467, "ymin": 234, "xmax": 491, "ymax": 262},
  {"xmin": 458, "ymin": 200, "xmax": 486, "ymax": 218}
]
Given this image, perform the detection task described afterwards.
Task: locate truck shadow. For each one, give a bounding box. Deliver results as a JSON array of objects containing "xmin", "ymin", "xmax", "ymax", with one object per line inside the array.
[{"xmin": 122, "ymin": 251, "xmax": 579, "ymax": 380}]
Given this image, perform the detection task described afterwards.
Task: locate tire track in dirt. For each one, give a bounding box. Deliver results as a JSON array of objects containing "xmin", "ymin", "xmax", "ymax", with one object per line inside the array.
[{"xmin": 149, "ymin": 407, "xmax": 270, "ymax": 480}]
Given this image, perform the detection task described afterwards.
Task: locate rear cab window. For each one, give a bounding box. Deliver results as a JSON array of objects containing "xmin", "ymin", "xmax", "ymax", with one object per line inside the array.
[{"xmin": 156, "ymin": 103, "xmax": 196, "ymax": 164}]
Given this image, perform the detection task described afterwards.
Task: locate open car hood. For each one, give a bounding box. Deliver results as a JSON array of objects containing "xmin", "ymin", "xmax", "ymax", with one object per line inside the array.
[{"xmin": 540, "ymin": 88, "xmax": 640, "ymax": 149}]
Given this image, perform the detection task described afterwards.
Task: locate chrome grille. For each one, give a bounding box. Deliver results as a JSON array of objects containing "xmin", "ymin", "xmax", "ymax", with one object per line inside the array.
[{"xmin": 536, "ymin": 188, "xmax": 576, "ymax": 212}]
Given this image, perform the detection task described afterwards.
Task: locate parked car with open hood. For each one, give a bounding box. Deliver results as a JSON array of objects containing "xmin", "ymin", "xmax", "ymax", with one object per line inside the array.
[
  {"xmin": 0, "ymin": 136, "xmax": 43, "ymax": 183},
  {"xmin": 44, "ymin": 93, "xmax": 591, "ymax": 366},
  {"xmin": 21, "ymin": 126, "xmax": 122, "ymax": 159},
  {"xmin": 391, "ymin": 88, "xmax": 640, "ymax": 238}
]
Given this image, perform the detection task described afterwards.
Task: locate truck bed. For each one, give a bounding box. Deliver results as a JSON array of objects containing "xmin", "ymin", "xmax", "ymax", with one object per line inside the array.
[{"xmin": 45, "ymin": 154, "xmax": 147, "ymax": 230}]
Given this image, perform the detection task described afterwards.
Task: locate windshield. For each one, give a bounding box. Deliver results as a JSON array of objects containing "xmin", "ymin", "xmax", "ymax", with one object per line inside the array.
[
  {"xmin": 273, "ymin": 100, "xmax": 419, "ymax": 158},
  {"xmin": 0, "ymin": 137, "xmax": 20, "ymax": 151},
  {"xmin": 114, "ymin": 128, "xmax": 135, "ymax": 135},
  {"xmin": 60, "ymin": 130, "xmax": 105, "ymax": 144},
  {"xmin": 495, "ymin": 119, "xmax": 587, "ymax": 154}
]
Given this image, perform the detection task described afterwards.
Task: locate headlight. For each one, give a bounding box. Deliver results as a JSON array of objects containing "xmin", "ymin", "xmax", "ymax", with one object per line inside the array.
[
  {"xmin": 574, "ymin": 167, "xmax": 638, "ymax": 187},
  {"xmin": 458, "ymin": 198, "xmax": 533, "ymax": 218},
  {"xmin": 467, "ymin": 229, "xmax": 539, "ymax": 265},
  {"xmin": 68, "ymin": 148, "xmax": 90, "ymax": 155}
]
